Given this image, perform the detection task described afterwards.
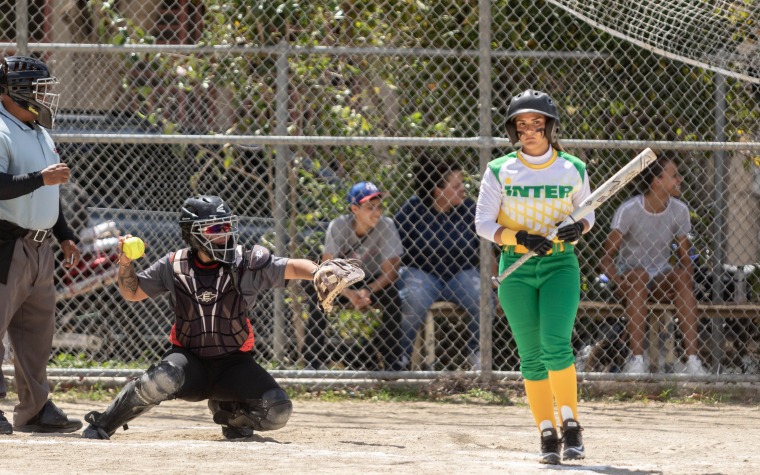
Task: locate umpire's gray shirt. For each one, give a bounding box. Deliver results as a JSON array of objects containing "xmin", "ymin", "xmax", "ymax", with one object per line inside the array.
[
  {"xmin": 0, "ymin": 103, "xmax": 61, "ymax": 229},
  {"xmin": 136, "ymin": 247, "xmax": 289, "ymax": 308}
]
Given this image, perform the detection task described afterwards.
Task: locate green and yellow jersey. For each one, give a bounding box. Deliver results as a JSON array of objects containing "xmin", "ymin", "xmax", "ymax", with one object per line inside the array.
[{"xmin": 475, "ymin": 147, "xmax": 594, "ymax": 251}]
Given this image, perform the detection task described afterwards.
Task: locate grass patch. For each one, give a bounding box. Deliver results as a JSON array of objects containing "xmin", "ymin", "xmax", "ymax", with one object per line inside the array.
[
  {"xmin": 288, "ymin": 375, "xmax": 519, "ymax": 405},
  {"xmin": 49, "ymin": 352, "xmax": 150, "ymax": 369},
  {"xmin": 4, "ymin": 373, "xmax": 757, "ymax": 405},
  {"xmin": 577, "ymin": 381, "xmax": 759, "ymax": 404}
]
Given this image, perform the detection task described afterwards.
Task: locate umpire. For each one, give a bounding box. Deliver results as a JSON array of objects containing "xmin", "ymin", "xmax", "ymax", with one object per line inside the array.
[{"xmin": 0, "ymin": 55, "xmax": 82, "ymax": 434}]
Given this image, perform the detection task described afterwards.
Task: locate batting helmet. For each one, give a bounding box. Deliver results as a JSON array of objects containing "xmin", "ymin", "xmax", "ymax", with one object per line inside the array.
[
  {"xmin": 505, "ymin": 89, "xmax": 560, "ymax": 146},
  {"xmin": 0, "ymin": 56, "xmax": 60, "ymax": 129},
  {"xmin": 179, "ymin": 196, "xmax": 239, "ymax": 264}
]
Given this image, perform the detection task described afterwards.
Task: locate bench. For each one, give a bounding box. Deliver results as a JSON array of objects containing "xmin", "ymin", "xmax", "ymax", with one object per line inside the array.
[
  {"xmin": 578, "ymin": 301, "xmax": 760, "ymax": 372},
  {"xmin": 577, "ymin": 301, "xmax": 760, "ymax": 320},
  {"xmin": 410, "ymin": 301, "xmax": 469, "ymax": 370}
]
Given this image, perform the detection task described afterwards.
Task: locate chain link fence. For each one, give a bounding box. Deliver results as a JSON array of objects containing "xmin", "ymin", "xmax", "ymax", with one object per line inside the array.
[{"xmin": 1, "ymin": 1, "xmax": 759, "ymax": 383}]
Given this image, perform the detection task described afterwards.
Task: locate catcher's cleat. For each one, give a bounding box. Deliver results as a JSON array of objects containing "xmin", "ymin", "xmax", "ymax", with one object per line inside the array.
[
  {"xmin": 0, "ymin": 410, "xmax": 12, "ymax": 435},
  {"xmin": 15, "ymin": 400, "xmax": 82, "ymax": 433},
  {"xmin": 222, "ymin": 425, "xmax": 254, "ymax": 440},
  {"xmin": 539, "ymin": 427, "xmax": 561, "ymax": 465},
  {"xmin": 210, "ymin": 402, "xmax": 254, "ymax": 440},
  {"xmin": 82, "ymin": 411, "xmax": 113, "ymax": 440},
  {"xmin": 561, "ymin": 418, "xmax": 585, "ymax": 461}
]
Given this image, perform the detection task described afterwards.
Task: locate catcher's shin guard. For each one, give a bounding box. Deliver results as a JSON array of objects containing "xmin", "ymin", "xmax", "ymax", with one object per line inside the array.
[
  {"xmin": 208, "ymin": 388, "xmax": 293, "ymax": 439},
  {"xmin": 82, "ymin": 361, "xmax": 184, "ymax": 439}
]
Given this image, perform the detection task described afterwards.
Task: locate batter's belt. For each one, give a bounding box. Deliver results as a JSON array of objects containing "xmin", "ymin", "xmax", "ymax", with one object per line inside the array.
[{"xmin": 502, "ymin": 242, "xmax": 574, "ymax": 256}]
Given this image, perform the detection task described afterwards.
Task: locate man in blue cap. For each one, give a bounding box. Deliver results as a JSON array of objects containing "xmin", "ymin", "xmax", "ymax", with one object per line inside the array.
[{"xmin": 303, "ymin": 182, "xmax": 405, "ymax": 370}]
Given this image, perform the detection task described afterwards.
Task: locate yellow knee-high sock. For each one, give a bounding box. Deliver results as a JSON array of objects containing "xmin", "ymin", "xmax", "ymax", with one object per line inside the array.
[
  {"xmin": 548, "ymin": 365, "xmax": 579, "ymax": 422},
  {"xmin": 523, "ymin": 379, "xmax": 555, "ymax": 430}
]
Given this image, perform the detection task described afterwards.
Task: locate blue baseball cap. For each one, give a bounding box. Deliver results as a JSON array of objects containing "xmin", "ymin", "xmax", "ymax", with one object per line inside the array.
[{"xmin": 347, "ymin": 181, "xmax": 386, "ymax": 205}]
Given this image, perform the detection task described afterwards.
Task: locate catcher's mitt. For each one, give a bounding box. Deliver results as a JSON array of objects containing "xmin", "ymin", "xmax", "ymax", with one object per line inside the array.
[{"xmin": 312, "ymin": 258, "xmax": 365, "ymax": 313}]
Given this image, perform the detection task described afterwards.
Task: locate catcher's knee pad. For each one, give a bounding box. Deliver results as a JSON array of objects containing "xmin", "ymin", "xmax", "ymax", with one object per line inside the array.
[
  {"xmin": 138, "ymin": 361, "xmax": 185, "ymax": 404},
  {"xmin": 209, "ymin": 389, "xmax": 292, "ymax": 432},
  {"xmin": 254, "ymin": 389, "xmax": 293, "ymax": 431}
]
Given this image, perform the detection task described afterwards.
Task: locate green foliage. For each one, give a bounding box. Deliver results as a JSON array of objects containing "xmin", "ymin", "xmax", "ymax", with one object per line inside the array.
[
  {"xmin": 84, "ymin": 0, "xmax": 759, "ymax": 272},
  {"xmin": 49, "ymin": 352, "xmax": 150, "ymax": 369}
]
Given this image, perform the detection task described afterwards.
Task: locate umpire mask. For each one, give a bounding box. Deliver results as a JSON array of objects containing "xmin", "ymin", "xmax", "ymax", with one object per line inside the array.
[{"xmin": 0, "ymin": 56, "xmax": 60, "ymax": 129}]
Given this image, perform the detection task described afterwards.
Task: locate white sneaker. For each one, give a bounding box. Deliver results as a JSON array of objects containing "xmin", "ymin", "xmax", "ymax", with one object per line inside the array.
[
  {"xmin": 468, "ymin": 351, "xmax": 481, "ymax": 371},
  {"xmin": 623, "ymin": 355, "xmax": 648, "ymax": 374},
  {"xmin": 682, "ymin": 355, "xmax": 709, "ymax": 376}
]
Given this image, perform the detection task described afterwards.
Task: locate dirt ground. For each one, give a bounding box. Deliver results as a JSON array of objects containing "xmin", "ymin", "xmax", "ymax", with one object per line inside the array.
[{"xmin": 1, "ymin": 396, "xmax": 758, "ymax": 475}]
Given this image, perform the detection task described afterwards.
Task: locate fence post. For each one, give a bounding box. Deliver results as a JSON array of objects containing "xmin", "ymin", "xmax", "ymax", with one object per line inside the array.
[
  {"xmin": 478, "ymin": 0, "xmax": 495, "ymax": 376},
  {"xmin": 16, "ymin": 0, "xmax": 29, "ymax": 56},
  {"xmin": 273, "ymin": 39, "xmax": 290, "ymax": 364},
  {"xmin": 709, "ymin": 65, "xmax": 728, "ymax": 370}
]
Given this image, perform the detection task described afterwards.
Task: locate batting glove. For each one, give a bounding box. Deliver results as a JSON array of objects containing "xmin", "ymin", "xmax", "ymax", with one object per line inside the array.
[
  {"xmin": 556, "ymin": 220, "xmax": 584, "ymax": 242},
  {"xmin": 515, "ymin": 231, "xmax": 553, "ymax": 256}
]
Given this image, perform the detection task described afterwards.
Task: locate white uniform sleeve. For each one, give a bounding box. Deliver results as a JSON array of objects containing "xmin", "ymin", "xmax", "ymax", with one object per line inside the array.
[
  {"xmin": 571, "ymin": 169, "xmax": 595, "ymax": 231},
  {"xmin": 475, "ymin": 169, "xmax": 504, "ymax": 242}
]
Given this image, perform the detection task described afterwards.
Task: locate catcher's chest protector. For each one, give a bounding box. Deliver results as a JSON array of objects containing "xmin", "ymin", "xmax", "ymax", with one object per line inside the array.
[{"xmin": 172, "ymin": 249, "xmax": 250, "ymax": 357}]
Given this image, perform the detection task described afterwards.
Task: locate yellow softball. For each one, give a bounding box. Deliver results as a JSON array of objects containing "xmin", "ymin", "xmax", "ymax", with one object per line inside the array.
[{"xmin": 122, "ymin": 236, "xmax": 145, "ymax": 260}]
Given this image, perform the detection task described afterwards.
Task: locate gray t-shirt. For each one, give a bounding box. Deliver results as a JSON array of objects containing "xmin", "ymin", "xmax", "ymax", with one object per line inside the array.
[
  {"xmin": 136, "ymin": 247, "xmax": 288, "ymax": 308},
  {"xmin": 323, "ymin": 214, "xmax": 403, "ymax": 279},
  {"xmin": 611, "ymin": 195, "xmax": 691, "ymax": 278}
]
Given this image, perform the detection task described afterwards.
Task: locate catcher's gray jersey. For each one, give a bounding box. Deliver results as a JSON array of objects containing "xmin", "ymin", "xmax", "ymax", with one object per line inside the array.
[{"xmin": 137, "ymin": 247, "xmax": 288, "ymax": 308}]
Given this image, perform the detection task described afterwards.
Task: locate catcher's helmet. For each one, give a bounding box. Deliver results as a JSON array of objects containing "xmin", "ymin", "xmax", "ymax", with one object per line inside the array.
[
  {"xmin": 0, "ymin": 56, "xmax": 60, "ymax": 129},
  {"xmin": 505, "ymin": 89, "xmax": 560, "ymax": 145},
  {"xmin": 179, "ymin": 196, "xmax": 239, "ymax": 264}
]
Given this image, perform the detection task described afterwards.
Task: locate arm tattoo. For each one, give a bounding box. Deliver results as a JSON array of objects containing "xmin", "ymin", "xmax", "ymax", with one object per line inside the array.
[{"xmin": 118, "ymin": 264, "xmax": 140, "ymax": 295}]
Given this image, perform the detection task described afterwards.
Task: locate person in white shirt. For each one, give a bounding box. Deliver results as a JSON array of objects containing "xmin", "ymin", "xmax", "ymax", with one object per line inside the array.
[{"xmin": 600, "ymin": 156, "xmax": 708, "ymax": 376}]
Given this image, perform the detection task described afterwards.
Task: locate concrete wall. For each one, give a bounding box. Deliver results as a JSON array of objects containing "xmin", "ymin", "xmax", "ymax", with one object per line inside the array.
[{"xmin": 726, "ymin": 149, "xmax": 760, "ymax": 265}]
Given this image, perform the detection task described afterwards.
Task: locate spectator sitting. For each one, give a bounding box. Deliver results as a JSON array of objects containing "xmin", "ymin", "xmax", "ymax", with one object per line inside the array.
[
  {"xmin": 600, "ymin": 156, "xmax": 708, "ymax": 375},
  {"xmin": 394, "ymin": 154, "xmax": 483, "ymax": 370},
  {"xmin": 303, "ymin": 182, "xmax": 404, "ymax": 371}
]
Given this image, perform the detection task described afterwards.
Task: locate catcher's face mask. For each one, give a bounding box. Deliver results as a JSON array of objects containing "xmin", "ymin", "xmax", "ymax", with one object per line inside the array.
[{"xmin": 190, "ymin": 215, "xmax": 239, "ymax": 264}]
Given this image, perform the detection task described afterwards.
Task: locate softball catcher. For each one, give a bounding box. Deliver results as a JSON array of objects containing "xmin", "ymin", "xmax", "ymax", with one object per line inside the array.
[
  {"xmin": 82, "ymin": 195, "xmax": 362, "ymax": 440},
  {"xmin": 475, "ymin": 89, "xmax": 593, "ymax": 464}
]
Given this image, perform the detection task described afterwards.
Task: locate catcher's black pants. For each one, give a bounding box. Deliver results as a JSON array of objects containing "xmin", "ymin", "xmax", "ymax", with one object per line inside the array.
[
  {"xmin": 163, "ymin": 347, "xmax": 282, "ymax": 402},
  {"xmin": 304, "ymin": 281, "xmax": 403, "ymax": 370}
]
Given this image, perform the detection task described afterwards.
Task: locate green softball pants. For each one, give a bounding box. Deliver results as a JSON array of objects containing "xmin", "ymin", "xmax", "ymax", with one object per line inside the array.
[{"xmin": 497, "ymin": 246, "xmax": 580, "ymax": 381}]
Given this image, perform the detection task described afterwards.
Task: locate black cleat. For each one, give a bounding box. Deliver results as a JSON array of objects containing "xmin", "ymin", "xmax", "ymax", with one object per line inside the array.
[
  {"xmin": 539, "ymin": 427, "xmax": 561, "ymax": 465},
  {"xmin": 561, "ymin": 418, "xmax": 585, "ymax": 461},
  {"xmin": 14, "ymin": 400, "xmax": 82, "ymax": 434},
  {"xmin": 82, "ymin": 412, "xmax": 112, "ymax": 440},
  {"xmin": 222, "ymin": 425, "xmax": 253, "ymax": 440},
  {"xmin": 0, "ymin": 410, "xmax": 12, "ymax": 435}
]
